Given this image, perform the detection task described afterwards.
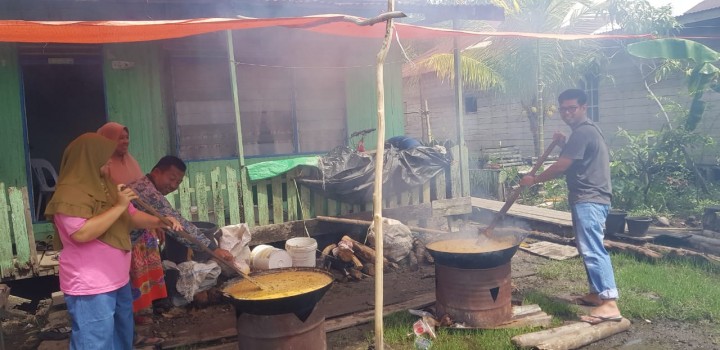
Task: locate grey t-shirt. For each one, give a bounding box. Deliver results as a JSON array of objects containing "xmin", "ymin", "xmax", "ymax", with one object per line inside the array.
[{"xmin": 560, "ymin": 121, "xmax": 612, "ymax": 205}]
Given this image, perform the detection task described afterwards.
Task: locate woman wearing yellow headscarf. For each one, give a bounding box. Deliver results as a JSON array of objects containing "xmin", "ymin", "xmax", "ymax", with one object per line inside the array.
[
  {"xmin": 97, "ymin": 121, "xmax": 165, "ymax": 330},
  {"xmin": 45, "ymin": 133, "xmax": 181, "ymax": 350}
]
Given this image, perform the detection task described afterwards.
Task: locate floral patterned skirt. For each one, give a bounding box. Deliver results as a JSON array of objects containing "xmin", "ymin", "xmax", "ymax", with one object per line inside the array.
[{"xmin": 130, "ymin": 230, "xmax": 167, "ymax": 313}]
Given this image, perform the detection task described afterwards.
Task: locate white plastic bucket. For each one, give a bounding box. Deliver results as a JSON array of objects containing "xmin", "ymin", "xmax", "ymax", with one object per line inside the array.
[
  {"xmin": 250, "ymin": 244, "xmax": 292, "ymax": 270},
  {"xmin": 285, "ymin": 237, "xmax": 318, "ymax": 267}
]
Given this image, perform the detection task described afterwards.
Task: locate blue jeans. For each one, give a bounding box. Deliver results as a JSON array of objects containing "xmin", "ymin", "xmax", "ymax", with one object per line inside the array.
[
  {"xmin": 571, "ymin": 202, "xmax": 619, "ymax": 300},
  {"xmin": 65, "ymin": 283, "xmax": 134, "ymax": 350}
]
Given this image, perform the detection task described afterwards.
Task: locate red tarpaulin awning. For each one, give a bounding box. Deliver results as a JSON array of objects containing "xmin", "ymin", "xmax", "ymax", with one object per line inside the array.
[{"xmin": 0, "ymin": 15, "xmax": 657, "ymax": 44}]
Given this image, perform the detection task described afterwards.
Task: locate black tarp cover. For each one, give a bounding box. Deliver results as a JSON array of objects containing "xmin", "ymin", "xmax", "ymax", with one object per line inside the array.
[{"xmin": 296, "ymin": 145, "xmax": 451, "ymax": 205}]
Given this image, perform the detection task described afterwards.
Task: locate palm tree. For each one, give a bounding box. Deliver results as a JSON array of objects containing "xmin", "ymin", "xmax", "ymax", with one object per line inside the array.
[{"xmin": 417, "ymin": 0, "xmax": 677, "ymax": 156}]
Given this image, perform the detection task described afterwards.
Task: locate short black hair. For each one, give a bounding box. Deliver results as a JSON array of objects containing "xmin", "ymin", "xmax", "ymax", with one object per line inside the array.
[
  {"xmin": 558, "ymin": 89, "xmax": 587, "ymax": 105},
  {"xmin": 152, "ymin": 155, "xmax": 187, "ymax": 172}
]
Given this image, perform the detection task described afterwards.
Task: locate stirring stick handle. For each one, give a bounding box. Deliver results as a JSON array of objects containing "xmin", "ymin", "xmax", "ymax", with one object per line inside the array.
[{"xmin": 130, "ymin": 196, "xmax": 264, "ymax": 288}]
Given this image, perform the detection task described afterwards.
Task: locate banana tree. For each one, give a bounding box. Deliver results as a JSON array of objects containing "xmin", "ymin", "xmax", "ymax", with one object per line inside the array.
[
  {"xmin": 626, "ymin": 38, "xmax": 720, "ymax": 193},
  {"xmin": 627, "ymin": 38, "xmax": 720, "ymax": 131}
]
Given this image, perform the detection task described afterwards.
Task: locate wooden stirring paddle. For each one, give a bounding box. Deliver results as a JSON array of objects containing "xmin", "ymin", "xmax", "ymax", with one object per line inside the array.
[
  {"xmin": 477, "ymin": 139, "xmax": 560, "ymax": 245},
  {"xmin": 129, "ymin": 196, "xmax": 269, "ymax": 291}
]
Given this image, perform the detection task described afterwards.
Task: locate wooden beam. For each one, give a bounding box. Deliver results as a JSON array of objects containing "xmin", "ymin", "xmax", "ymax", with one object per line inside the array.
[{"xmin": 512, "ymin": 318, "xmax": 631, "ymax": 349}]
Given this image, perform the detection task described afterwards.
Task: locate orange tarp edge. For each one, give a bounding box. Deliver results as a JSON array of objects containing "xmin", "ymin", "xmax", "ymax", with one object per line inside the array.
[{"xmin": 0, "ymin": 15, "xmax": 656, "ymax": 44}]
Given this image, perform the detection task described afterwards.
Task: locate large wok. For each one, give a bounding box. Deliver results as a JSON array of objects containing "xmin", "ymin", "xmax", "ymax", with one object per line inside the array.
[
  {"xmin": 426, "ymin": 231, "xmax": 527, "ymax": 269},
  {"xmin": 221, "ymin": 267, "xmax": 334, "ymax": 322}
]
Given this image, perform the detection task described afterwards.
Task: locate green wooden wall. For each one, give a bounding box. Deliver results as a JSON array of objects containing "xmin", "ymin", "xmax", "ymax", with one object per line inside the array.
[
  {"xmin": 0, "ymin": 44, "xmax": 27, "ymax": 187},
  {"xmin": 103, "ymin": 43, "xmax": 170, "ymax": 173},
  {"xmin": 345, "ymin": 61, "xmax": 405, "ymax": 150}
]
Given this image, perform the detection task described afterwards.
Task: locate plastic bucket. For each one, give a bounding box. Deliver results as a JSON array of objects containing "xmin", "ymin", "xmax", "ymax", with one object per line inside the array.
[
  {"xmin": 251, "ymin": 244, "xmax": 292, "ymax": 270},
  {"xmin": 285, "ymin": 237, "xmax": 318, "ymax": 267}
]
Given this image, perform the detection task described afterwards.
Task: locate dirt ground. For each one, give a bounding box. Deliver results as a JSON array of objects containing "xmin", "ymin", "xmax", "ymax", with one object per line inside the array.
[{"xmin": 6, "ymin": 244, "xmax": 720, "ymax": 349}]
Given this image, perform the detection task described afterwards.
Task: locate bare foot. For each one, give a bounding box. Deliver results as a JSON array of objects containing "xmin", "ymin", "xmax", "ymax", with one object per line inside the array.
[
  {"xmin": 588, "ymin": 299, "xmax": 621, "ymax": 319},
  {"xmin": 574, "ymin": 293, "xmax": 602, "ymax": 306}
]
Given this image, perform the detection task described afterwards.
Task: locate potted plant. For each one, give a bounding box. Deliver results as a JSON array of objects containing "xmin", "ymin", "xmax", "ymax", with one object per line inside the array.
[
  {"xmin": 625, "ymin": 216, "xmax": 653, "ymax": 237},
  {"xmin": 605, "ymin": 209, "xmax": 627, "ymax": 235}
]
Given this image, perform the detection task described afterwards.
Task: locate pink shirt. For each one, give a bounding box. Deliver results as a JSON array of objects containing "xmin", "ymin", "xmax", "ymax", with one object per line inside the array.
[{"xmin": 54, "ymin": 205, "xmax": 138, "ymax": 296}]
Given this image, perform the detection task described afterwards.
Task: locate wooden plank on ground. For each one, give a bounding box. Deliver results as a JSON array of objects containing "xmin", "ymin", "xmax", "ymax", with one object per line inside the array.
[
  {"xmin": 226, "ymin": 167, "xmax": 241, "ymax": 224},
  {"xmin": 0, "ymin": 183, "xmax": 14, "ymax": 277},
  {"xmin": 39, "ymin": 251, "xmax": 59, "ymax": 267},
  {"xmin": 195, "ymin": 174, "xmax": 209, "ymax": 222},
  {"xmin": 210, "ymin": 167, "xmax": 226, "ymax": 227},
  {"xmin": 512, "ymin": 318, "xmax": 631, "ymax": 349},
  {"xmin": 520, "ymin": 241, "xmax": 579, "ymax": 260},
  {"xmin": 256, "ymin": 180, "xmax": 269, "ymax": 226},
  {"xmin": 271, "ymin": 176, "xmax": 284, "ymax": 224},
  {"xmin": 471, "ymin": 197, "xmax": 572, "ymax": 227},
  {"xmin": 240, "ymin": 168, "xmax": 255, "ymax": 227},
  {"xmin": 325, "ymin": 292, "xmax": 436, "ymax": 332},
  {"xmin": 160, "ymin": 307, "xmax": 237, "ymax": 349}
]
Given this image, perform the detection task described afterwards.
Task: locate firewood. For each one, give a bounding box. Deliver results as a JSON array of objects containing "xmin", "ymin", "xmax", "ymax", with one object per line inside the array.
[
  {"xmin": 321, "ymin": 244, "xmax": 336, "ymax": 258},
  {"xmin": 351, "ymin": 255, "xmax": 363, "ymax": 269},
  {"xmin": 341, "ymin": 235, "xmax": 385, "ymax": 264},
  {"xmin": 348, "ymin": 268, "xmax": 363, "ymax": 280},
  {"xmin": 362, "ymin": 262, "xmax": 375, "ymax": 276}
]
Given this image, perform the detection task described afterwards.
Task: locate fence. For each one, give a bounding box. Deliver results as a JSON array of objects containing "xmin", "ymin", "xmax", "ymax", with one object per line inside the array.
[
  {"xmin": 0, "ymin": 146, "xmax": 466, "ymax": 280},
  {"xmin": 0, "ymin": 184, "xmax": 38, "ymax": 279},
  {"xmin": 165, "ymin": 151, "xmax": 461, "ymax": 228}
]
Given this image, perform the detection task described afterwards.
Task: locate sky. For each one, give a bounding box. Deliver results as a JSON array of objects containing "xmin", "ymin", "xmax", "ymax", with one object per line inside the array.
[{"xmin": 646, "ymin": 0, "xmax": 705, "ymax": 16}]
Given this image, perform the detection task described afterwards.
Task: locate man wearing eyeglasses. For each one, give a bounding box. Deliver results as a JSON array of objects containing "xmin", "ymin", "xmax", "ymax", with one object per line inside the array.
[{"xmin": 520, "ymin": 89, "xmax": 621, "ymax": 325}]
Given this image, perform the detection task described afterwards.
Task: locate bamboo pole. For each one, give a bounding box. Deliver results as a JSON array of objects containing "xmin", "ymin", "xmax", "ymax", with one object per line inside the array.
[{"xmin": 374, "ymin": 3, "xmax": 396, "ymax": 348}]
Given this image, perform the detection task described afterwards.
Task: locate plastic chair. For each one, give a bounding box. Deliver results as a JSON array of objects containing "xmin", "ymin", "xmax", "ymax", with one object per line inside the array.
[{"xmin": 30, "ymin": 158, "xmax": 58, "ymax": 221}]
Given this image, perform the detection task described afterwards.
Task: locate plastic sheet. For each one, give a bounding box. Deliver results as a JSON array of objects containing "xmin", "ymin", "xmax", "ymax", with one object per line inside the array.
[{"xmin": 296, "ymin": 145, "xmax": 451, "ymax": 205}]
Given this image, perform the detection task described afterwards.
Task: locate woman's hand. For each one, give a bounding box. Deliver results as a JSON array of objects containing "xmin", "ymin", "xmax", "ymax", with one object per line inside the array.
[
  {"xmin": 165, "ymin": 217, "xmax": 182, "ymax": 232},
  {"xmin": 151, "ymin": 228, "xmax": 166, "ymax": 245},
  {"xmin": 213, "ymin": 248, "xmax": 235, "ymax": 262},
  {"xmin": 115, "ymin": 184, "xmax": 137, "ymax": 208}
]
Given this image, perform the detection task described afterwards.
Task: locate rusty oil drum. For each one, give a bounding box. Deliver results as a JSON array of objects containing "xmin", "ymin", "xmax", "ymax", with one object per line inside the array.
[
  {"xmin": 236, "ymin": 307, "xmax": 326, "ymax": 350},
  {"xmin": 222, "ymin": 268, "xmax": 333, "ymax": 350},
  {"xmin": 434, "ymin": 262, "xmax": 512, "ymax": 327}
]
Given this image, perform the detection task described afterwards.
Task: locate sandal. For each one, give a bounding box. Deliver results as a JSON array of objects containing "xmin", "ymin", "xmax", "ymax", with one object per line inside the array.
[
  {"xmin": 39, "ymin": 326, "xmax": 71, "ymax": 340},
  {"xmin": 133, "ymin": 335, "xmax": 164, "ymax": 347}
]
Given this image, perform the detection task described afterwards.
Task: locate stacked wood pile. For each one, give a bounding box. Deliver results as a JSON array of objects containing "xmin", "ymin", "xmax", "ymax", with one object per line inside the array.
[{"xmin": 320, "ymin": 235, "xmax": 434, "ymax": 281}]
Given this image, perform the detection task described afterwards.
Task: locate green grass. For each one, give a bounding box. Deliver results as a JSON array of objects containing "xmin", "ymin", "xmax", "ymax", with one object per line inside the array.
[
  {"xmin": 536, "ymin": 253, "xmax": 720, "ymax": 322},
  {"xmin": 378, "ymin": 253, "xmax": 720, "ymax": 349}
]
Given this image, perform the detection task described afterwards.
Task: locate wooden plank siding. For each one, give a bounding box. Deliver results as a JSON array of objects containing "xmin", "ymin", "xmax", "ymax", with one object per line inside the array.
[
  {"xmin": 403, "ymin": 53, "xmax": 720, "ymax": 167},
  {"xmin": 0, "ymin": 184, "xmax": 40, "ymax": 279},
  {"xmin": 162, "ymin": 163, "xmax": 459, "ymax": 228}
]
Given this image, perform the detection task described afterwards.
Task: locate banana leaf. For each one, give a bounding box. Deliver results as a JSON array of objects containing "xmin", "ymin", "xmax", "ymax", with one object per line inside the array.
[{"xmin": 627, "ymin": 38, "xmax": 720, "ymax": 63}]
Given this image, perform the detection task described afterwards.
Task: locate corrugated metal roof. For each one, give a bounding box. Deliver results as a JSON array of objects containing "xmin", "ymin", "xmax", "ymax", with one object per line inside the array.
[{"xmin": 686, "ymin": 0, "xmax": 720, "ymax": 14}]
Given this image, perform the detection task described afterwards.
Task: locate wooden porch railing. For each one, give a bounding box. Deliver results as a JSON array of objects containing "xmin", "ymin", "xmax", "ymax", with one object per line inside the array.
[
  {"xmin": 165, "ymin": 145, "xmax": 464, "ymax": 228},
  {"xmin": 0, "ymin": 146, "xmax": 467, "ymax": 280},
  {"xmin": 0, "ymin": 184, "xmax": 37, "ymax": 279}
]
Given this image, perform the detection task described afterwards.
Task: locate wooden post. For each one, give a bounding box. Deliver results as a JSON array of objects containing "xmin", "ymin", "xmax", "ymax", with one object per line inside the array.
[
  {"xmin": 226, "ymin": 30, "xmax": 254, "ymax": 227},
  {"xmin": 373, "ymin": 3, "xmax": 397, "ymax": 348}
]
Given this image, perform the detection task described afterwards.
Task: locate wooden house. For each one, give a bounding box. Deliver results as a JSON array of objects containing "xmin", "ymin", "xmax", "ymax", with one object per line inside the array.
[
  {"xmin": 0, "ymin": 0, "xmax": 503, "ymax": 279},
  {"xmin": 403, "ymin": 1, "xmax": 720, "ymax": 175}
]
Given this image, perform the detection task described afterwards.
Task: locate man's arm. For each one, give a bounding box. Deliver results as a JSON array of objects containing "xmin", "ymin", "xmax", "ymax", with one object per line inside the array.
[{"xmin": 520, "ymin": 157, "xmax": 573, "ymax": 186}]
